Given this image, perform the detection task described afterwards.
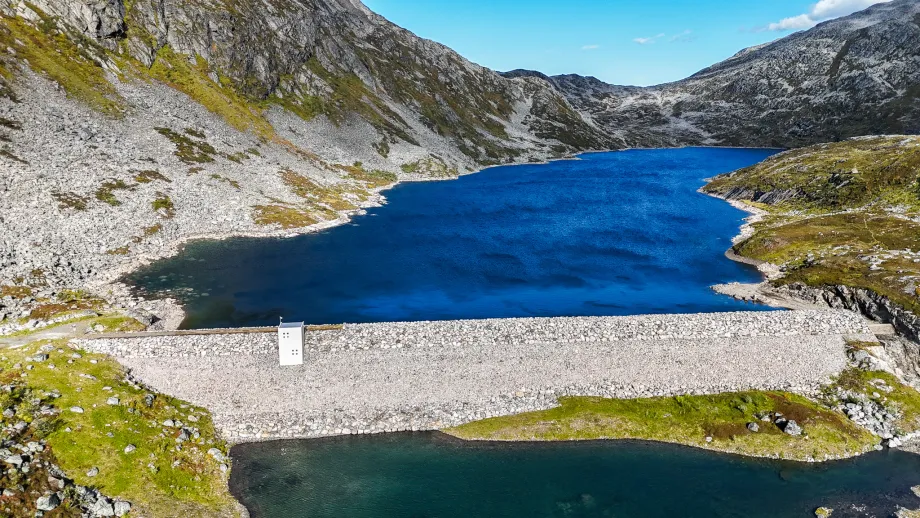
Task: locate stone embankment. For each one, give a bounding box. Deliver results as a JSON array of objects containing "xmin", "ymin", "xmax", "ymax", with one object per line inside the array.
[{"xmin": 79, "ymin": 310, "xmax": 871, "ymax": 443}]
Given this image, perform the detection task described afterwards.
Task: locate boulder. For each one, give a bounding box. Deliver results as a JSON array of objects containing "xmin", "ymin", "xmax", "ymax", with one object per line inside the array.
[
  {"xmin": 783, "ymin": 420, "xmax": 803, "ymax": 436},
  {"xmin": 113, "ymin": 500, "xmax": 132, "ymax": 517},
  {"xmin": 36, "ymin": 493, "xmax": 61, "ymax": 511},
  {"xmin": 746, "ymin": 422, "xmax": 759, "ymax": 432},
  {"xmin": 88, "ymin": 497, "xmax": 115, "ymax": 517},
  {"xmin": 207, "ymin": 448, "xmax": 226, "ymax": 462}
]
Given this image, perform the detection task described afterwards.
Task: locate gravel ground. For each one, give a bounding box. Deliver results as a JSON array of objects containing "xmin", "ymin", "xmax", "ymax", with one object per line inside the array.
[{"xmin": 82, "ymin": 311, "xmax": 872, "ymax": 442}]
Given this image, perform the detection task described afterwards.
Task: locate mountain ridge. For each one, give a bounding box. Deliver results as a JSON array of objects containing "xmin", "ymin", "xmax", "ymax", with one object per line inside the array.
[
  {"xmin": 0, "ymin": 0, "xmax": 919, "ymax": 295},
  {"xmin": 544, "ymin": 0, "xmax": 920, "ymax": 148}
]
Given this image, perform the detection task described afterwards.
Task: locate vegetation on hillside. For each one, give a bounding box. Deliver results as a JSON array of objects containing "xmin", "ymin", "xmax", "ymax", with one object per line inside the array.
[
  {"xmin": 0, "ymin": 340, "xmax": 240, "ymax": 516},
  {"xmin": 146, "ymin": 46, "xmax": 276, "ymax": 140},
  {"xmin": 0, "ymin": 1, "xmax": 542, "ymax": 166},
  {"xmin": 0, "ymin": 293, "xmax": 239, "ymax": 516},
  {"xmin": 704, "ymin": 136, "xmax": 920, "ymax": 315},
  {"xmin": 706, "ymin": 136, "xmax": 920, "ymax": 212},
  {"xmin": 0, "ymin": 13, "xmax": 125, "ymax": 115}
]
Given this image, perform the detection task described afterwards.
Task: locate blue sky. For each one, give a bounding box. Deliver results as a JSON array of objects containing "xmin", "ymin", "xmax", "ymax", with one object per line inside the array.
[{"xmin": 362, "ymin": 0, "xmax": 891, "ymax": 86}]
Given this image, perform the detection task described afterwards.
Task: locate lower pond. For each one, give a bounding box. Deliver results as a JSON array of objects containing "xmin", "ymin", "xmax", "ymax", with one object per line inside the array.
[
  {"xmin": 125, "ymin": 148, "xmax": 778, "ymax": 329},
  {"xmin": 230, "ymin": 433, "xmax": 920, "ymax": 518}
]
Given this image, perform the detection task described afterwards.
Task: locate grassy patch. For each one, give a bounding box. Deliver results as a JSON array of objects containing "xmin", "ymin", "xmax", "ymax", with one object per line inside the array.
[
  {"xmin": 373, "ymin": 139, "xmax": 390, "ymax": 158},
  {"xmin": 400, "ymin": 156, "xmax": 458, "ymax": 178},
  {"xmin": 130, "ymin": 223, "xmax": 163, "ymax": 244},
  {"xmin": 151, "ymin": 193, "xmax": 175, "ymax": 218},
  {"xmin": 210, "ymin": 174, "xmax": 241, "ymax": 189},
  {"xmin": 142, "ymin": 223, "xmax": 162, "ymax": 237},
  {"xmin": 251, "ymin": 205, "xmax": 317, "ymax": 229},
  {"xmin": 0, "ymin": 340, "xmax": 240, "ymax": 516},
  {"xmin": 0, "ymin": 13, "xmax": 125, "ymax": 116},
  {"xmin": 340, "ymin": 162, "xmax": 397, "ymax": 189},
  {"xmin": 447, "ymin": 392, "xmax": 877, "ymax": 461},
  {"xmin": 279, "ymin": 169, "xmax": 361, "ymax": 212},
  {"xmin": 106, "ymin": 246, "xmax": 130, "ymax": 256},
  {"xmin": 155, "ymin": 127, "xmax": 217, "ymax": 165},
  {"xmin": 0, "ymin": 116, "xmax": 21, "ymax": 130},
  {"xmin": 224, "ymin": 151, "xmax": 249, "ymax": 164},
  {"xmin": 95, "ymin": 180, "xmax": 133, "ymax": 206},
  {"xmin": 29, "ymin": 298, "xmax": 96, "ymax": 320},
  {"xmin": 56, "ymin": 290, "xmax": 94, "ymax": 303},
  {"xmin": 706, "ymin": 136, "xmax": 920, "ymax": 317},
  {"xmin": 88, "ymin": 315, "xmax": 146, "ymax": 333},
  {"xmin": 133, "ymin": 169, "xmax": 170, "ymax": 184},
  {"xmin": 148, "ymin": 46, "xmax": 274, "ymax": 139},
  {"xmin": 734, "ymin": 213, "xmax": 920, "ymax": 314},
  {"xmin": 0, "ymin": 285, "xmax": 32, "ymax": 299},
  {"xmin": 51, "ymin": 191, "xmax": 89, "ymax": 211},
  {"xmin": 705, "ymin": 136, "xmax": 920, "ymax": 213}
]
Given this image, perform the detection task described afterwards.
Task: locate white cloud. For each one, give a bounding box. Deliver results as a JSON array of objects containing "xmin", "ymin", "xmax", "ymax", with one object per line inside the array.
[
  {"xmin": 767, "ymin": 14, "xmax": 817, "ymax": 31},
  {"xmin": 766, "ymin": 0, "xmax": 892, "ymax": 32},
  {"xmin": 581, "ymin": 44, "xmax": 600, "ymax": 50},
  {"xmin": 669, "ymin": 29, "xmax": 695, "ymax": 43},
  {"xmin": 633, "ymin": 33, "xmax": 665, "ymax": 45}
]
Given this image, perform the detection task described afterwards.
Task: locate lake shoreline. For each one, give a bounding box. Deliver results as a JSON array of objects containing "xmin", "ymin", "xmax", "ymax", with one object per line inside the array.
[
  {"xmin": 701, "ymin": 191, "xmax": 834, "ymax": 311},
  {"xmin": 103, "ymin": 147, "xmax": 788, "ymax": 331},
  {"xmin": 94, "ymin": 151, "xmax": 584, "ymax": 330}
]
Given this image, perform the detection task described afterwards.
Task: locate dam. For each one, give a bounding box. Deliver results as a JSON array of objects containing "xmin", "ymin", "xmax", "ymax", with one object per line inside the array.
[{"xmin": 79, "ymin": 310, "xmax": 873, "ymax": 442}]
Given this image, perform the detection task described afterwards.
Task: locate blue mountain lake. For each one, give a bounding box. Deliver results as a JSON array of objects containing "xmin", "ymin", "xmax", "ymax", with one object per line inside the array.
[{"xmin": 125, "ymin": 148, "xmax": 779, "ymax": 328}]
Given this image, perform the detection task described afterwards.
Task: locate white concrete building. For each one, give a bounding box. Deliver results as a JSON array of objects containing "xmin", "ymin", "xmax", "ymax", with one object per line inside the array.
[{"xmin": 278, "ymin": 321, "xmax": 305, "ymax": 366}]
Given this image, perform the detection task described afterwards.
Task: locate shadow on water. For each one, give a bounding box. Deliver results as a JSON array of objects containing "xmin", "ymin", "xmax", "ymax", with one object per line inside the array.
[
  {"xmin": 229, "ymin": 432, "xmax": 920, "ymax": 518},
  {"xmin": 124, "ymin": 148, "xmax": 782, "ymax": 329}
]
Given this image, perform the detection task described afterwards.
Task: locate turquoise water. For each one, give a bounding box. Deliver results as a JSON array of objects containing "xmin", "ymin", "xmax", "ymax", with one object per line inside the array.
[
  {"xmin": 126, "ymin": 148, "xmax": 778, "ymax": 329},
  {"xmin": 229, "ymin": 433, "xmax": 920, "ymax": 518}
]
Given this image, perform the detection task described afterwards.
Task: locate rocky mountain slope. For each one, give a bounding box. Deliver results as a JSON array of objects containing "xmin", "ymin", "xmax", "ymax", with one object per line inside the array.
[
  {"xmin": 521, "ymin": 0, "xmax": 920, "ymax": 148},
  {"xmin": 1, "ymin": 0, "xmax": 920, "ymax": 307},
  {"xmin": 0, "ymin": 0, "xmax": 615, "ymax": 296}
]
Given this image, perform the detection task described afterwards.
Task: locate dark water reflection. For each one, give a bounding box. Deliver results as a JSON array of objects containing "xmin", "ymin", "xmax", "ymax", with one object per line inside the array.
[{"xmin": 230, "ymin": 433, "xmax": 920, "ymax": 518}]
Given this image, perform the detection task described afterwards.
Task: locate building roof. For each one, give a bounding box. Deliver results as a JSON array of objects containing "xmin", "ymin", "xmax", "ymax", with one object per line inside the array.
[{"xmin": 279, "ymin": 322, "xmax": 305, "ymax": 329}]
